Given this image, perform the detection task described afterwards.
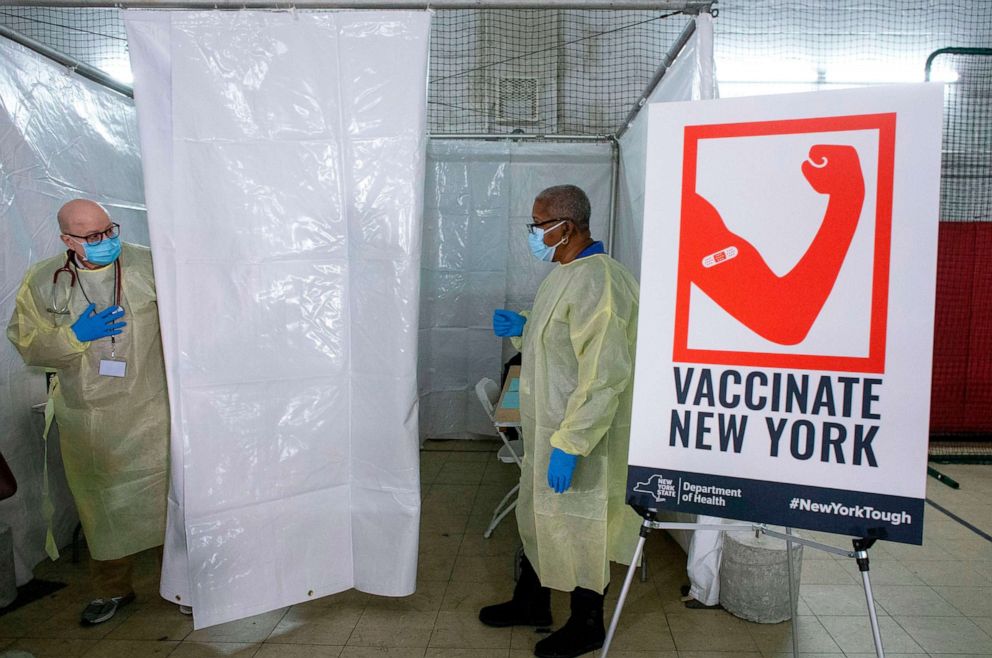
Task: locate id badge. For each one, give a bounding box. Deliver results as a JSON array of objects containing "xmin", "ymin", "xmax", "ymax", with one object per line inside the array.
[{"xmin": 99, "ymin": 359, "xmax": 127, "ymax": 378}]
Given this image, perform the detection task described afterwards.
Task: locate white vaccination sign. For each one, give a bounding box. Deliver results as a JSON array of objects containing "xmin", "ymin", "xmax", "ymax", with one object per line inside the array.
[{"xmin": 627, "ymin": 85, "xmax": 944, "ymax": 544}]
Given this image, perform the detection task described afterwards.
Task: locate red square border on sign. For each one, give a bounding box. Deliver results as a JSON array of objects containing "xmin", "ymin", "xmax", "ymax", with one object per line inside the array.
[{"xmin": 672, "ymin": 113, "xmax": 896, "ymax": 373}]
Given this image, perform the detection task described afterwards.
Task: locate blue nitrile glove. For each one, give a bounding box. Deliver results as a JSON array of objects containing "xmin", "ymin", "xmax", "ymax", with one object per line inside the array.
[
  {"xmin": 71, "ymin": 303, "xmax": 126, "ymax": 342},
  {"xmin": 493, "ymin": 309, "xmax": 526, "ymax": 337},
  {"xmin": 547, "ymin": 447, "xmax": 579, "ymax": 494}
]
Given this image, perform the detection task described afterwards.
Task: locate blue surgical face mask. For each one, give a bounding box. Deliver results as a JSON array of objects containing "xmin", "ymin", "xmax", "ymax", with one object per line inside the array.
[
  {"xmin": 528, "ymin": 221, "xmax": 566, "ymax": 262},
  {"xmin": 83, "ymin": 236, "xmax": 122, "ymax": 266}
]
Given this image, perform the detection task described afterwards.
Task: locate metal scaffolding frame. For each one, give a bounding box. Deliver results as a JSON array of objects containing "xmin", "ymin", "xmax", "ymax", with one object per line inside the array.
[
  {"xmin": 0, "ymin": 22, "xmax": 133, "ymax": 96},
  {"xmin": 8, "ymin": 1, "xmax": 712, "ymax": 8}
]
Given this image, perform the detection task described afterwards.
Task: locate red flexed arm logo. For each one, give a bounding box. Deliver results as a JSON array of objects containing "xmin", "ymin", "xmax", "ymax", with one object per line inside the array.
[{"xmin": 680, "ymin": 144, "xmax": 865, "ymax": 345}]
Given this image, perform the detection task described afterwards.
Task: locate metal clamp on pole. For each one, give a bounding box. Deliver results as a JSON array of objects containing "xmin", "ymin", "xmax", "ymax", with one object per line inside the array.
[{"xmin": 852, "ymin": 537, "xmax": 876, "ymax": 570}]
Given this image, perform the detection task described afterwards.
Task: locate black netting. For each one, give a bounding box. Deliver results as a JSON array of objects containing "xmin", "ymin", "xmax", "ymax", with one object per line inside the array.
[
  {"xmin": 0, "ymin": 7, "xmax": 129, "ymax": 81},
  {"xmin": 713, "ymin": 0, "xmax": 992, "ymax": 222},
  {"xmin": 929, "ymin": 50, "xmax": 992, "ymax": 222},
  {"xmin": 428, "ymin": 9, "xmax": 687, "ymax": 135},
  {"xmin": 0, "ymin": 2, "xmax": 989, "ymax": 218}
]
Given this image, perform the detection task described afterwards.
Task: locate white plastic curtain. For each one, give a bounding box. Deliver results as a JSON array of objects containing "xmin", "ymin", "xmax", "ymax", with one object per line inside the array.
[
  {"xmin": 614, "ymin": 14, "xmax": 730, "ymax": 607},
  {"xmin": 125, "ymin": 10, "xmax": 430, "ymax": 628},
  {"xmin": 0, "ymin": 37, "xmax": 148, "ymax": 585},
  {"xmin": 419, "ymin": 141, "xmax": 613, "ymax": 439}
]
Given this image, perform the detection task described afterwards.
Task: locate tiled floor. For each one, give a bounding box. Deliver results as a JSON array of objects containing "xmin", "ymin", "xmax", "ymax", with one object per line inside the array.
[{"xmin": 1, "ymin": 442, "xmax": 991, "ymax": 657}]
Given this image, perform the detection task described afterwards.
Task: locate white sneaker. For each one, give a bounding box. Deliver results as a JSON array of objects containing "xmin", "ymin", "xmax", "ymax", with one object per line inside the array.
[
  {"xmin": 80, "ymin": 592, "xmax": 135, "ymax": 625},
  {"xmin": 178, "ymin": 604, "xmax": 193, "ymax": 615}
]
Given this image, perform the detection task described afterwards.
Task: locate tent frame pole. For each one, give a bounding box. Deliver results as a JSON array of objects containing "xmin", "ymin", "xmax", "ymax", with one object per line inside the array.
[{"xmin": 9, "ymin": 1, "xmax": 713, "ymax": 9}]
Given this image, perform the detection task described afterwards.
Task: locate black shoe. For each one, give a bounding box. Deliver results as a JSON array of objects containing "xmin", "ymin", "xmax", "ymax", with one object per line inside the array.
[
  {"xmin": 479, "ymin": 598, "xmax": 553, "ymax": 627},
  {"xmin": 479, "ymin": 553, "xmax": 552, "ymax": 628},
  {"xmin": 533, "ymin": 587, "xmax": 605, "ymax": 658},
  {"xmin": 80, "ymin": 592, "xmax": 135, "ymax": 626}
]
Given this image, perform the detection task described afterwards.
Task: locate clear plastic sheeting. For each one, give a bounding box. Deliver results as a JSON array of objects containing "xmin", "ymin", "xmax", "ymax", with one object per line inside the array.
[
  {"xmin": 0, "ymin": 36, "xmax": 147, "ymax": 585},
  {"xmin": 614, "ymin": 13, "xmax": 717, "ymax": 279},
  {"xmin": 419, "ymin": 140, "xmax": 613, "ymax": 440},
  {"xmin": 125, "ymin": 10, "xmax": 430, "ymax": 628}
]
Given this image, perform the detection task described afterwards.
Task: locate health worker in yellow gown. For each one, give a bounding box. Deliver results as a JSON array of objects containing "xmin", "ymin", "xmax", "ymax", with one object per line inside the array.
[
  {"xmin": 7, "ymin": 199, "xmax": 172, "ymax": 626},
  {"xmin": 480, "ymin": 185, "xmax": 641, "ymax": 658}
]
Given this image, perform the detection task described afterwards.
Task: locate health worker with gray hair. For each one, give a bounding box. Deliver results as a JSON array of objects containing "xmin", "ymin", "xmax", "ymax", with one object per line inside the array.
[{"xmin": 480, "ymin": 185, "xmax": 641, "ymax": 658}]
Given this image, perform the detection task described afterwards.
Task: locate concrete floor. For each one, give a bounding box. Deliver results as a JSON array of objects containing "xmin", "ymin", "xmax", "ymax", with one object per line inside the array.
[{"xmin": 0, "ymin": 440, "xmax": 990, "ymax": 657}]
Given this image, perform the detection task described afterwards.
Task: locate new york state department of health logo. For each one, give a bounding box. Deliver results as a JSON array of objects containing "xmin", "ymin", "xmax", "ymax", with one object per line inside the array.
[{"xmin": 633, "ymin": 473, "xmax": 678, "ymax": 503}]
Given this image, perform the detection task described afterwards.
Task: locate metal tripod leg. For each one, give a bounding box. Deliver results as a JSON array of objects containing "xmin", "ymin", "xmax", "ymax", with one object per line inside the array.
[
  {"xmin": 762, "ymin": 528, "xmax": 888, "ymax": 658},
  {"xmin": 853, "ymin": 538, "xmax": 885, "ymax": 658},
  {"xmin": 785, "ymin": 527, "xmax": 799, "ymax": 658},
  {"xmin": 601, "ymin": 519, "xmax": 651, "ymax": 658}
]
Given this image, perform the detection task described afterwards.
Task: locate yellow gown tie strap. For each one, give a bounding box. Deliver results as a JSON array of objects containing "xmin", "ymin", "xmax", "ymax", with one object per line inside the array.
[{"xmin": 41, "ymin": 374, "xmax": 60, "ymax": 561}]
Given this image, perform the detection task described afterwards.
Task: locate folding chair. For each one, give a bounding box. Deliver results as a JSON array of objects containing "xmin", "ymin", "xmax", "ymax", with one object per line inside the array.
[{"xmin": 475, "ymin": 378, "xmax": 522, "ymax": 538}]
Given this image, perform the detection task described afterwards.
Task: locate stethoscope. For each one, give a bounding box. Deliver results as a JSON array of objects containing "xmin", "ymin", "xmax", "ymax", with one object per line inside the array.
[{"xmin": 47, "ymin": 250, "xmax": 122, "ymax": 316}]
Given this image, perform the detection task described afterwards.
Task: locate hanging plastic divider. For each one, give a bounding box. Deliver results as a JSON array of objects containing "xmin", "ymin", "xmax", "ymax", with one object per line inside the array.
[
  {"xmin": 125, "ymin": 10, "xmax": 430, "ymax": 628},
  {"xmin": 615, "ymin": 14, "xmax": 716, "ymax": 279}
]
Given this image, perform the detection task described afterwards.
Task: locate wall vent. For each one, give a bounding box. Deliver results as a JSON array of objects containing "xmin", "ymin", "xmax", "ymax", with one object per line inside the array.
[{"xmin": 496, "ymin": 77, "xmax": 539, "ymax": 123}]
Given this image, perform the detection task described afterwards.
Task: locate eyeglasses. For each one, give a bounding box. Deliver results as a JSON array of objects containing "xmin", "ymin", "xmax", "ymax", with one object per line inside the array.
[
  {"xmin": 63, "ymin": 222, "xmax": 120, "ymax": 245},
  {"xmin": 526, "ymin": 218, "xmax": 571, "ymax": 235}
]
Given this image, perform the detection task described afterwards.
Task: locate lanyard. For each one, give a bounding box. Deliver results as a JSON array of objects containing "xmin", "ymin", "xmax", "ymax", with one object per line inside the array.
[{"xmin": 73, "ymin": 255, "xmax": 122, "ymax": 308}]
